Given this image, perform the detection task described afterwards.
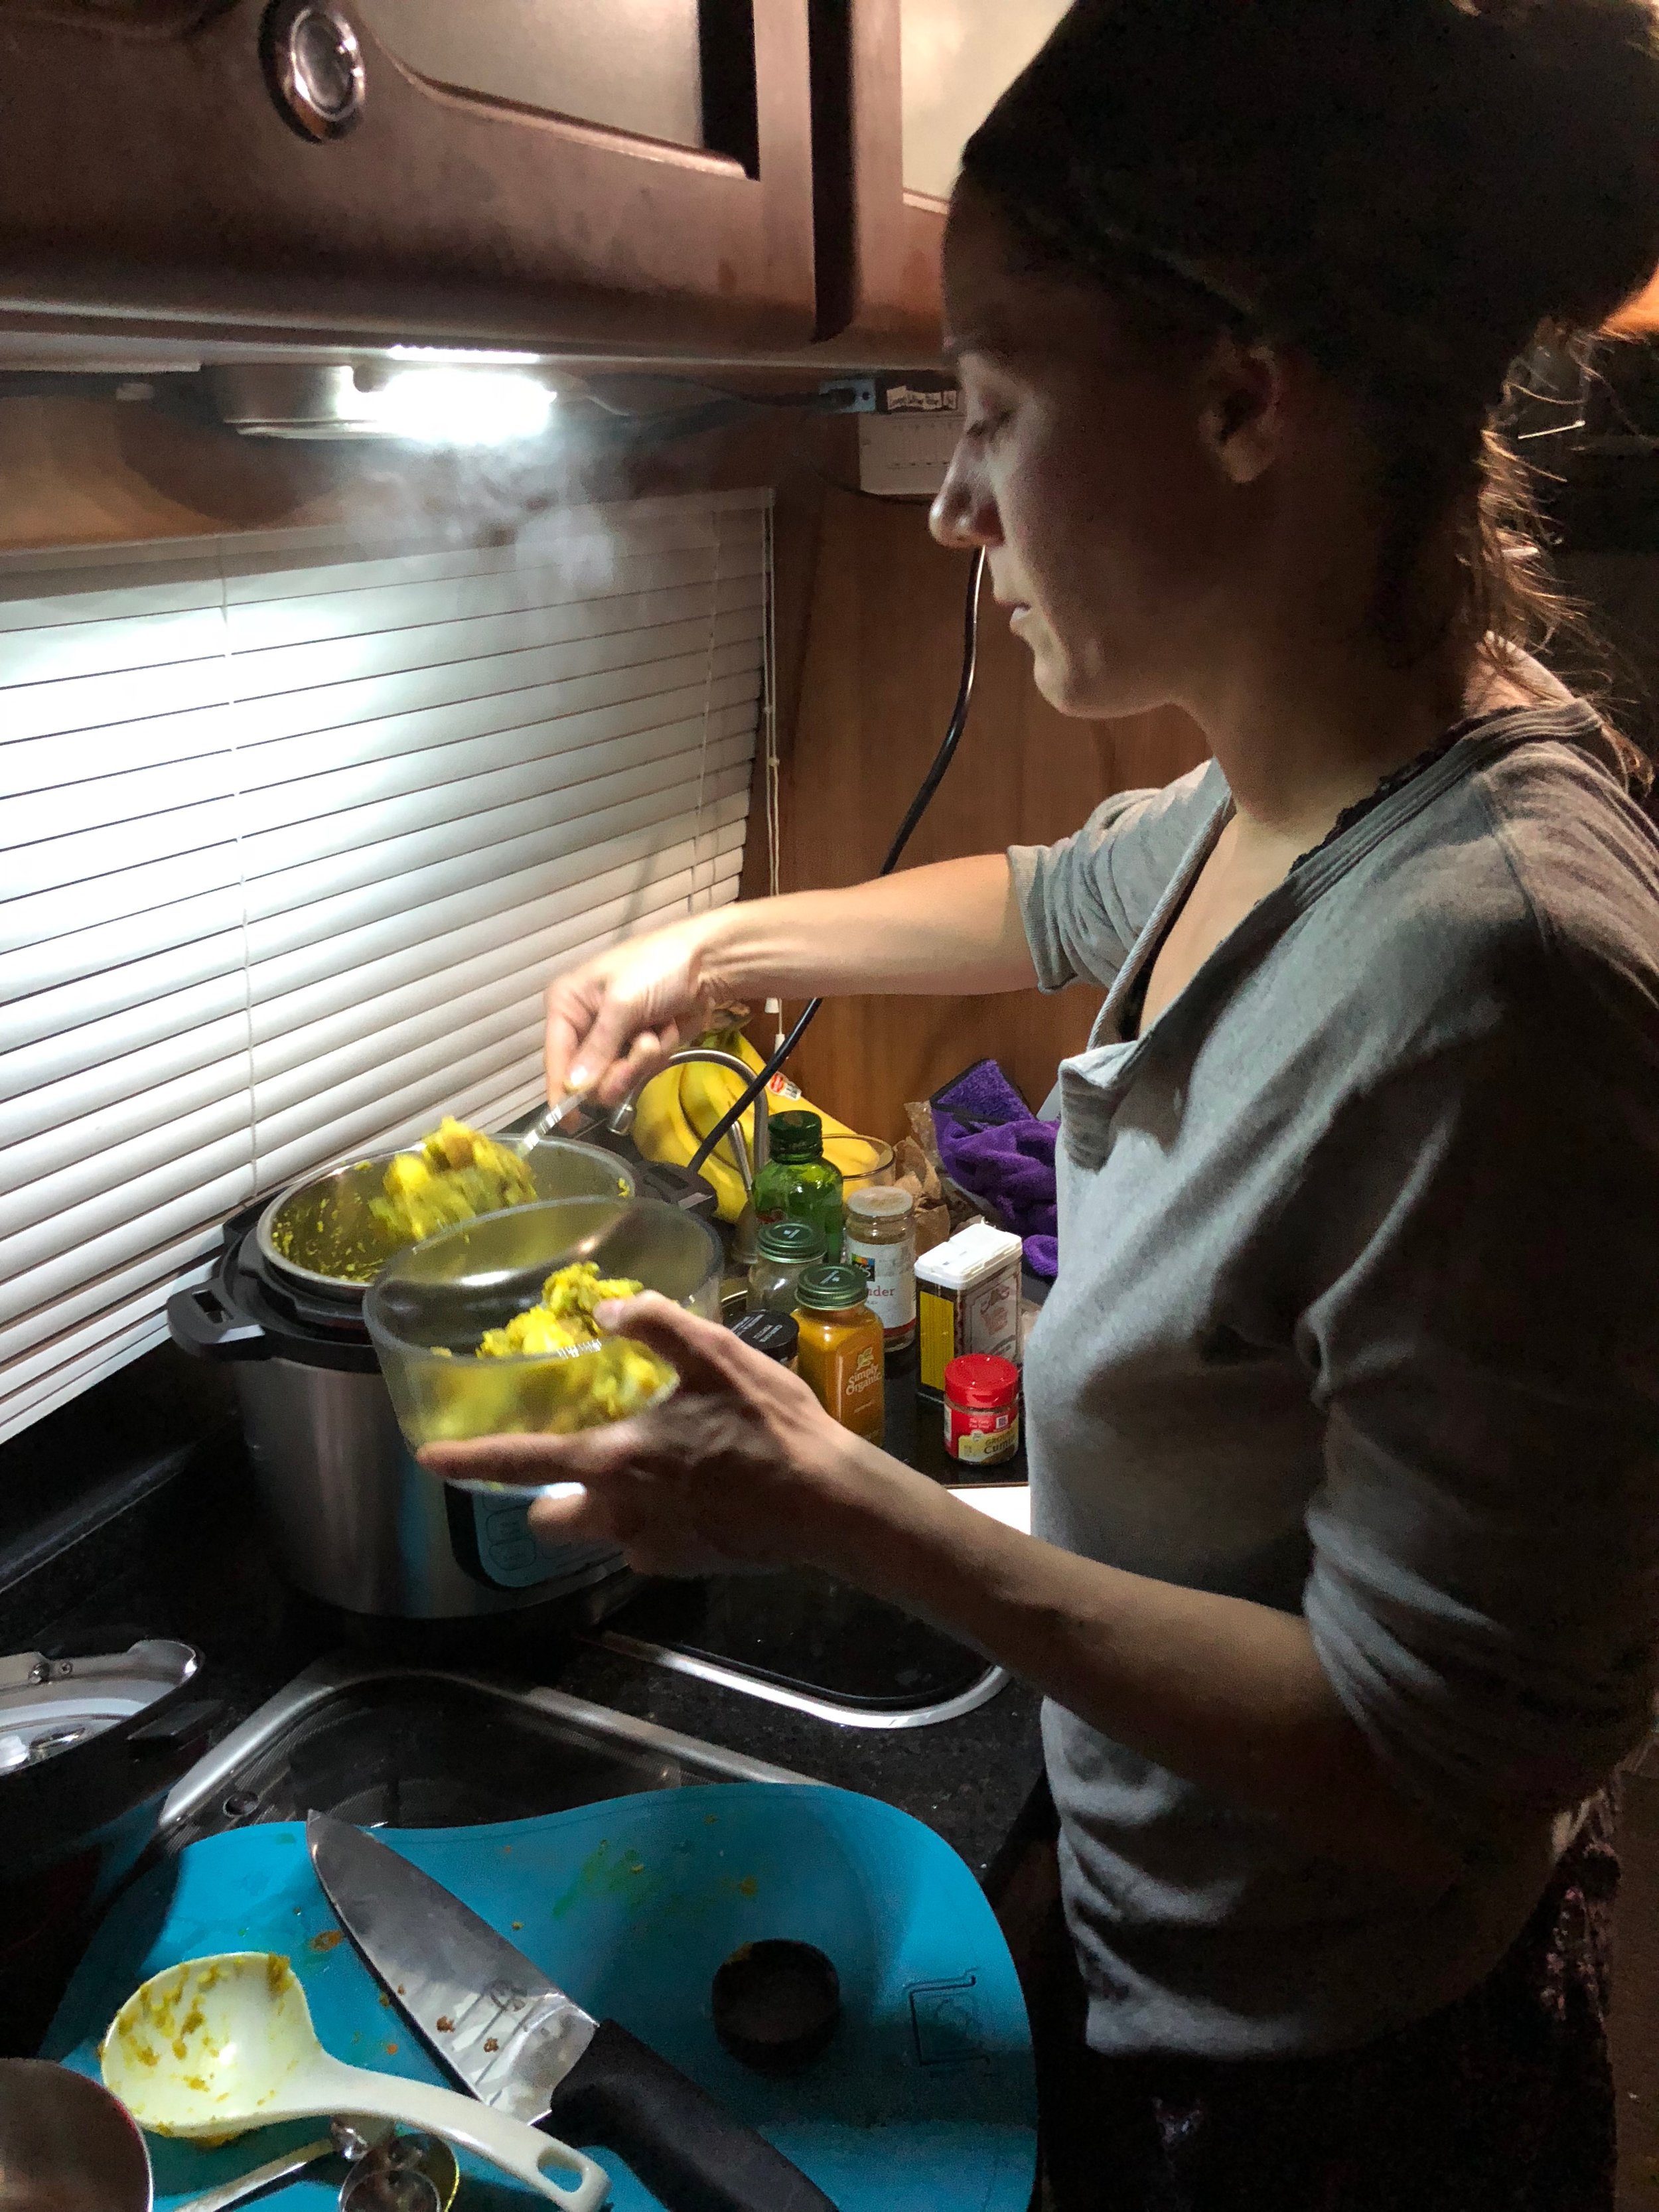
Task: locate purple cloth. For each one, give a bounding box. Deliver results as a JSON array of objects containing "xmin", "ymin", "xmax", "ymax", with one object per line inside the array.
[
  {"xmin": 934, "ymin": 1090, "xmax": 1060, "ymax": 1280},
  {"xmin": 934, "ymin": 1057, "xmax": 1032, "ymax": 1130}
]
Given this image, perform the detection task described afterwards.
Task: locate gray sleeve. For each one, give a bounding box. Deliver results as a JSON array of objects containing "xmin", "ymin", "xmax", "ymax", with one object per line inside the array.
[
  {"xmin": 1297, "ymin": 940, "xmax": 1659, "ymax": 1841},
  {"xmin": 1009, "ymin": 761, "xmax": 1223, "ymax": 993}
]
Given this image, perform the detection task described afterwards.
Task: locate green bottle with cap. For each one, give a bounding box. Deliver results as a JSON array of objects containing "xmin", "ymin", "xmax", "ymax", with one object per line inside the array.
[{"xmin": 751, "ymin": 1110, "xmax": 843, "ymax": 1261}]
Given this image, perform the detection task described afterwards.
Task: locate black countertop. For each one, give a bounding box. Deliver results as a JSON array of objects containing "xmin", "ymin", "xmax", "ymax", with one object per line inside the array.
[{"xmin": 3, "ymin": 1349, "xmax": 1046, "ymax": 1893}]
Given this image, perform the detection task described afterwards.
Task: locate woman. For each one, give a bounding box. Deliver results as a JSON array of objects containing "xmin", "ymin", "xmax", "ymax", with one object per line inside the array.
[{"xmin": 423, "ymin": 3, "xmax": 1659, "ymax": 2202}]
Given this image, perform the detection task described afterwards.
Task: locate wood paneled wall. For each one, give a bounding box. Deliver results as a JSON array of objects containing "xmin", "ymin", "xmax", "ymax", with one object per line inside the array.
[{"xmin": 751, "ymin": 461, "xmax": 1209, "ymax": 1140}]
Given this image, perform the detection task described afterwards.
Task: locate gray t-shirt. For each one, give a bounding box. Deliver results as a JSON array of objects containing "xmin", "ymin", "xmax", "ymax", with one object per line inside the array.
[{"xmin": 1009, "ymin": 702, "xmax": 1659, "ymax": 2059}]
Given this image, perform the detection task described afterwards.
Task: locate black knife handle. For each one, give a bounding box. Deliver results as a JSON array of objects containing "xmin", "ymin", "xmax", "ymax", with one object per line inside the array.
[{"xmin": 541, "ymin": 2018, "xmax": 838, "ymax": 2212}]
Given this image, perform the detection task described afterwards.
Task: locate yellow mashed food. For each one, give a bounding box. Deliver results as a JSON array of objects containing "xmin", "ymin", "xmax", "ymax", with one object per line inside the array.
[
  {"xmin": 370, "ymin": 1117, "xmax": 536, "ymax": 1244},
  {"xmin": 479, "ymin": 1260, "xmax": 649, "ymax": 1357},
  {"xmin": 408, "ymin": 1263, "xmax": 676, "ymax": 1442}
]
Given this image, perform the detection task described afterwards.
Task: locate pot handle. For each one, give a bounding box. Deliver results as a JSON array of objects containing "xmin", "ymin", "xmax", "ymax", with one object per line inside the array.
[
  {"xmin": 634, "ymin": 1157, "xmax": 719, "ymax": 1217},
  {"xmin": 167, "ymin": 1285, "xmax": 269, "ymax": 1363}
]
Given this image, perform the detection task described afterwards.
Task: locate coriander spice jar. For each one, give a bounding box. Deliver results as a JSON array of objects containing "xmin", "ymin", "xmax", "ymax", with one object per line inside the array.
[{"xmin": 844, "ymin": 1184, "xmax": 916, "ymax": 1353}]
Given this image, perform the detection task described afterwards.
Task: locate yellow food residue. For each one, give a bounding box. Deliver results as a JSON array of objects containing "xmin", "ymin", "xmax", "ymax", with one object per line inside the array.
[{"xmin": 371, "ymin": 1118, "xmax": 536, "ymax": 1244}]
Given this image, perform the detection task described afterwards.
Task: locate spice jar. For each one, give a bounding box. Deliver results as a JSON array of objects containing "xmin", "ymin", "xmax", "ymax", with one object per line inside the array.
[
  {"xmin": 943, "ymin": 1354, "xmax": 1021, "ymax": 1466},
  {"xmin": 793, "ymin": 1264, "xmax": 885, "ymax": 1441},
  {"xmin": 731, "ymin": 1311, "xmax": 801, "ymax": 1370},
  {"xmin": 752, "ymin": 1110, "xmax": 844, "ymax": 1261},
  {"xmin": 844, "ymin": 1185, "xmax": 916, "ymax": 1353},
  {"xmin": 747, "ymin": 1218, "xmax": 826, "ymax": 1316}
]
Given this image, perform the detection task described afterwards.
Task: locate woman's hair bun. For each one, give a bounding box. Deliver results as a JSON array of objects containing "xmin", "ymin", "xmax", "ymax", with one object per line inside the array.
[
  {"xmin": 964, "ymin": 0, "xmax": 1659, "ymax": 406},
  {"xmin": 1461, "ymin": 0, "xmax": 1659, "ymax": 332}
]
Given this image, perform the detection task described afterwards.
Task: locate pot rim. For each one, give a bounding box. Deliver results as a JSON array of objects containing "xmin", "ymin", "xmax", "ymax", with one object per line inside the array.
[{"xmin": 253, "ymin": 1135, "xmax": 634, "ymax": 1305}]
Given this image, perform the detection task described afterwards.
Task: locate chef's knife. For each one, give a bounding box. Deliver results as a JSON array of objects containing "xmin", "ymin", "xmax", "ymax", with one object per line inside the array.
[{"xmin": 307, "ymin": 1812, "xmax": 837, "ymax": 2212}]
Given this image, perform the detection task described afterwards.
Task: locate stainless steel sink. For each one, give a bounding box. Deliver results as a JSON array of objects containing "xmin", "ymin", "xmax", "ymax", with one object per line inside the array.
[{"xmin": 159, "ymin": 1653, "xmax": 812, "ymax": 1850}]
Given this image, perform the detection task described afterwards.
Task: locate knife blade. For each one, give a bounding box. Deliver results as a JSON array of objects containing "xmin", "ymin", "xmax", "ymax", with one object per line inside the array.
[{"xmin": 307, "ymin": 1812, "xmax": 838, "ymax": 2212}]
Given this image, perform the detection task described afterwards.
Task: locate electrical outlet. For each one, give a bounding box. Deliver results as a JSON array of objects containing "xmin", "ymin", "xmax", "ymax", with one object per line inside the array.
[{"xmin": 816, "ymin": 376, "xmax": 877, "ymax": 414}]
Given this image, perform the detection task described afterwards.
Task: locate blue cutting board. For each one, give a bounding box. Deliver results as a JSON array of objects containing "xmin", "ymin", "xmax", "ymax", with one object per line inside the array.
[{"xmin": 44, "ymin": 1782, "xmax": 1036, "ymax": 2212}]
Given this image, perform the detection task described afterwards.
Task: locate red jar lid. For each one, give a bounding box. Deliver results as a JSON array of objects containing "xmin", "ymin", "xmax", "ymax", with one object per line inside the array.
[{"xmin": 944, "ymin": 1354, "xmax": 1020, "ymax": 1410}]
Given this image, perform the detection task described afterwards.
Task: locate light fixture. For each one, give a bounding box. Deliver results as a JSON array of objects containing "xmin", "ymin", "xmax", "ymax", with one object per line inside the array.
[
  {"xmin": 386, "ymin": 344, "xmax": 543, "ymax": 366},
  {"xmin": 206, "ymin": 361, "xmax": 557, "ymax": 443},
  {"xmin": 363, "ymin": 366, "xmax": 555, "ymax": 445}
]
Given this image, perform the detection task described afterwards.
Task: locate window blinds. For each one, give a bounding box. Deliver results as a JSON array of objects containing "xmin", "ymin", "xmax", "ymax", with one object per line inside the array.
[{"xmin": 0, "ymin": 487, "xmax": 769, "ymax": 1444}]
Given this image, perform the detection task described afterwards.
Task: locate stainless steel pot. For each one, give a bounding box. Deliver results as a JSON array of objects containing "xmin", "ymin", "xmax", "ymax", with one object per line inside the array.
[
  {"xmin": 0, "ymin": 2061, "xmax": 153, "ymax": 2211},
  {"xmin": 230, "ymin": 1358, "xmax": 626, "ymax": 1617},
  {"xmin": 254, "ymin": 1135, "xmax": 632, "ymax": 1306},
  {"xmin": 167, "ymin": 1136, "xmax": 651, "ymax": 1623}
]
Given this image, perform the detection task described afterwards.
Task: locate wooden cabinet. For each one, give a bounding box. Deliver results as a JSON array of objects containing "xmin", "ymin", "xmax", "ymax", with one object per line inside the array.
[
  {"xmin": 0, "ymin": 0, "xmax": 817, "ymax": 357},
  {"xmin": 809, "ymin": 0, "xmax": 1070, "ymax": 362}
]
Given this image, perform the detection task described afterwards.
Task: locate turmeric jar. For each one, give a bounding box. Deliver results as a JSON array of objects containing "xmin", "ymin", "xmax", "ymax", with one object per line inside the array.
[{"xmin": 793, "ymin": 1264, "xmax": 885, "ymax": 1442}]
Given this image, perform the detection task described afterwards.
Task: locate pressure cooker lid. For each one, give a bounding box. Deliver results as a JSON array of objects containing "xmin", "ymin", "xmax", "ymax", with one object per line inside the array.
[{"xmin": 0, "ymin": 1639, "xmax": 198, "ymax": 1775}]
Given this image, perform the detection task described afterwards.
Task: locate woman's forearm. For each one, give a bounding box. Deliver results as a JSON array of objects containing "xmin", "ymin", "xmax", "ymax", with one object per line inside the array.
[
  {"xmin": 698, "ymin": 854, "xmax": 1038, "ymax": 1003},
  {"xmin": 818, "ymin": 1439, "xmax": 1463, "ymax": 1892}
]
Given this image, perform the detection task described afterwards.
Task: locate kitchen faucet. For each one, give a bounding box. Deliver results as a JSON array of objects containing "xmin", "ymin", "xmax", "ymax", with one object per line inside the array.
[
  {"xmin": 532, "ymin": 1049, "xmax": 768, "ymax": 1264},
  {"xmin": 609, "ymin": 1047, "xmax": 769, "ymax": 1193}
]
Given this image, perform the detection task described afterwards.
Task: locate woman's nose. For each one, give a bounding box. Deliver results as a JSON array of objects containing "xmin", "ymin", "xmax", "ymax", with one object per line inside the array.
[{"xmin": 930, "ymin": 443, "xmax": 1000, "ymax": 551}]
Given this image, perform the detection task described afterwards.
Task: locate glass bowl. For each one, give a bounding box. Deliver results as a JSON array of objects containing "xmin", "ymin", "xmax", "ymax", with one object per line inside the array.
[
  {"xmin": 822, "ymin": 1135, "xmax": 895, "ymax": 1199},
  {"xmin": 364, "ymin": 1196, "xmax": 721, "ymax": 1489}
]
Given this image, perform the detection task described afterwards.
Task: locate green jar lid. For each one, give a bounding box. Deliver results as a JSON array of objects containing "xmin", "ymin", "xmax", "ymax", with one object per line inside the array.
[
  {"xmin": 757, "ymin": 1218, "xmax": 825, "ymax": 1262},
  {"xmin": 768, "ymin": 1110, "xmax": 824, "ymax": 1163},
  {"xmin": 796, "ymin": 1263, "xmax": 871, "ymax": 1313}
]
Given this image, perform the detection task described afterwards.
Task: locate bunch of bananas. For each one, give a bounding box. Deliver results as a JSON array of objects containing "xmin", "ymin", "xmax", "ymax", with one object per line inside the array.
[{"xmin": 633, "ymin": 1026, "xmax": 854, "ymax": 1222}]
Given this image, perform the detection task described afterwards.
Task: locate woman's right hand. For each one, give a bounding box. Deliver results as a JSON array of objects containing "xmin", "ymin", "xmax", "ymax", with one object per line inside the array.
[
  {"xmin": 544, "ymin": 917, "xmax": 730, "ymax": 1108},
  {"xmin": 543, "ymin": 855, "xmax": 1027, "ymax": 1110}
]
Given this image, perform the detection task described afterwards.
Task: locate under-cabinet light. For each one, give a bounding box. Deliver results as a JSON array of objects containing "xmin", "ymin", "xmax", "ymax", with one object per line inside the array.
[
  {"xmin": 386, "ymin": 344, "xmax": 544, "ymax": 366},
  {"xmin": 364, "ymin": 366, "xmax": 556, "ymax": 445},
  {"xmin": 207, "ymin": 360, "xmax": 557, "ymax": 441}
]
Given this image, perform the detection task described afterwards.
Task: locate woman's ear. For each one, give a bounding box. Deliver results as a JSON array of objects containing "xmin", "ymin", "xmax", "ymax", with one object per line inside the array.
[{"xmin": 1198, "ymin": 336, "xmax": 1292, "ymax": 484}]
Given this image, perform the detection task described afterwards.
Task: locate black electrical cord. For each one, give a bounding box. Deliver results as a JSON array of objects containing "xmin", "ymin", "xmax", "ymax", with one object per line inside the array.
[{"xmin": 686, "ymin": 546, "xmax": 988, "ymax": 1181}]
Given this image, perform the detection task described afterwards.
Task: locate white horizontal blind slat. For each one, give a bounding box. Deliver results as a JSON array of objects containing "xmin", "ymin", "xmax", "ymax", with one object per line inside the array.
[
  {"xmin": 0, "ymin": 490, "xmax": 768, "ymax": 1438},
  {"xmin": 3, "ymin": 735, "xmax": 751, "ymax": 1006},
  {"xmin": 3, "ymin": 660, "xmax": 758, "ymax": 907}
]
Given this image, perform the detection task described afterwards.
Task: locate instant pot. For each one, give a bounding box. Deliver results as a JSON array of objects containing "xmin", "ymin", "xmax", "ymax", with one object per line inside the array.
[{"xmin": 167, "ymin": 1134, "xmax": 715, "ymax": 1623}]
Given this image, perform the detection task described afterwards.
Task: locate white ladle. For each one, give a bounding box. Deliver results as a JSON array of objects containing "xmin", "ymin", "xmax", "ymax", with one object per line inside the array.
[{"xmin": 100, "ymin": 1953, "xmax": 608, "ymax": 2212}]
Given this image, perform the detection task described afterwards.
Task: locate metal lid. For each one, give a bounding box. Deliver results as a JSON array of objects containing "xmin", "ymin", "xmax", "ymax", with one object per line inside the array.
[
  {"xmin": 845, "ymin": 1185, "xmax": 914, "ymax": 1222},
  {"xmin": 0, "ymin": 1639, "xmax": 197, "ymax": 1777},
  {"xmin": 766, "ymin": 1110, "xmax": 824, "ymax": 1163},
  {"xmin": 795, "ymin": 1264, "xmax": 872, "ymax": 1313},
  {"xmin": 755, "ymin": 1218, "xmax": 825, "ymax": 1263},
  {"xmin": 730, "ymin": 1312, "xmax": 801, "ymax": 1364}
]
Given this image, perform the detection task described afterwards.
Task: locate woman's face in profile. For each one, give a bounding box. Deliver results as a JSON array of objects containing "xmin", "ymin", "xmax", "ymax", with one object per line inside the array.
[{"xmin": 932, "ymin": 184, "xmax": 1256, "ymax": 723}]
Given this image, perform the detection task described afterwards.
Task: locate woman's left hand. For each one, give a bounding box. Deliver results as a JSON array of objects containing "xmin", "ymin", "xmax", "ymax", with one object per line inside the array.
[{"xmin": 417, "ymin": 1294, "xmax": 870, "ymax": 1578}]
